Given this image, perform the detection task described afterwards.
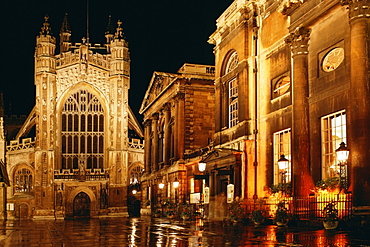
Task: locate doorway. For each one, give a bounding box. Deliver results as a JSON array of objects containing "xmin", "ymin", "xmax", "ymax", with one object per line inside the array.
[{"xmin": 73, "ymin": 192, "xmax": 90, "ymax": 217}]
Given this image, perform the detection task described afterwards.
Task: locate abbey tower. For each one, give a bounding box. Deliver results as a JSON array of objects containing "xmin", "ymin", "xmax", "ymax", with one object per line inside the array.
[{"xmin": 5, "ymin": 15, "xmax": 144, "ymax": 219}]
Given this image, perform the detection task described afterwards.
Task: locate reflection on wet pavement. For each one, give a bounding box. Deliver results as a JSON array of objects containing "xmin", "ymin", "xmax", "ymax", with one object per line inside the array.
[{"xmin": 0, "ymin": 217, "xmax": 369, "ymax": 246}]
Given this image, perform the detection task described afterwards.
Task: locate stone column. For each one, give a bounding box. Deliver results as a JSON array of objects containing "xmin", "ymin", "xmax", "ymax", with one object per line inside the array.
[
  {"xmin": 144, "ymin": 119, "xmax": 152, "ymax": 174},
  {"xmin": 175, "ymin": 92, "xmax": 185, "ymax": 160},
  {"xmin": 152, "ymin": 113, "xmax": 159, "ymax": 171},
  {"xmin": 234, "ymin": 153, "xmax": 242, "ymax": 197},
  {"xmin": 287, "ymin": 27, "xmax": 314, "ymax": 197},
  {"xmin": 163, "ymin": 103, "xmax": 171, "ymax": 166},
  {"xmin": 342, "ymin": 0, "xmax": 370, "ymax": 207}
]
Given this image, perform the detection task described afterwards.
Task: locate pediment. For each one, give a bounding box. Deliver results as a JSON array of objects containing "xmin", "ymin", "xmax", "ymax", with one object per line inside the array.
[{"xmin": 139, "ymin": 71, "xmax": 178, "ymax": 113}]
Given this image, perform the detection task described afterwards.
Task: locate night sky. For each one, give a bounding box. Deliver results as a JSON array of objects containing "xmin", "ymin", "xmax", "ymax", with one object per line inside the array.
[{"xmin": 0, "ymin": 0, "xmax": 232, "ymax": 123}]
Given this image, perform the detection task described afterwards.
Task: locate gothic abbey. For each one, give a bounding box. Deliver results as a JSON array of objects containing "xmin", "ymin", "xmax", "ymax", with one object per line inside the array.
[{"xmin": 3, "ymin": 15, "xmax": 144, "ymax": 219}]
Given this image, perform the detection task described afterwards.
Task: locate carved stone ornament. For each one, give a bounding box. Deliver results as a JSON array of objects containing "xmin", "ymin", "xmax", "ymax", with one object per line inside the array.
[
  {"xmin": 279, "ymin": 0, "xmax": 305, "ymax": 15},
  {"xmin": 341, "ymin": 0, "xmax": 370, "ymax": 21},
  {"xmin": 322, "ymin": 48, "xmax": 345, "ymax": 72},
  {"xmin": 286, "ymin": 27, "xmax": 311, "ymax": 56}
]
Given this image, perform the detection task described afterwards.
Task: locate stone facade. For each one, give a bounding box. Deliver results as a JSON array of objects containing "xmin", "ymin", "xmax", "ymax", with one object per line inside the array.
[
  {"xmin": 139, "ymin": 63, "xmax": 215, "ymax": 214},
  {"xmin": 180, "ymin": 0, "xmax": 370, "ymax": 220},
  {"xmin": 5, "ymin": 15, "xmax": 144, "ymax": 219}
]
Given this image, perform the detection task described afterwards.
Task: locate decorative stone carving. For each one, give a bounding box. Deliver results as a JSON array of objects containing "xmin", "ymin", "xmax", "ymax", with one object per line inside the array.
[
  {"xmin": 341, "ymin": 0, "xmax": 370, "ymax": 21},
  {"xmin": 286, "ymin": 27, "xmax": 311, "ymax": 56}
]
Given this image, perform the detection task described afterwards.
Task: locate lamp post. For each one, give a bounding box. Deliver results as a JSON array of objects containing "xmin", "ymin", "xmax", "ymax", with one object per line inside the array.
[
  {"xmin": 335, "ymin": 142, "xmax": 349, "ymax": 191},
  {"xmin": 278, "ymin": 154, "xmax": 289, "ymax": 184},
  {"xmin": 158, "ymin": 181, "xmax": 164, "ymax": 204},
  {"xmin": 173, "ymin": 178, "xmax": 179, "ymax": 216},
  {"xmin": 198, "ymin": 162, "xmax": 206, "ymax": 172}
]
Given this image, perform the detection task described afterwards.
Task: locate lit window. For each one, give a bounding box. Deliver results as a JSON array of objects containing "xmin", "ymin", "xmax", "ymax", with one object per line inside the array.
[
  {"xmin": 229, "ymin": 78, "xmax": 238, "ymax": 128},
  {"xmin": 321, "ymin": 111, "xmax": 346, "ymax": 179},
  {"xmin": 14, "ymin": 168, "xmax": 33, "ymax": 194},
  {"xmin": 273, "ymin": 129, "xmax": 291, "ymax": 184},
  {"xmin": 129, "ymin": 166, "xmax": 143, "ymax": 184},
  {"xmin": 61, "ymin": 90, "xmax": 104, "ymax": 170}
]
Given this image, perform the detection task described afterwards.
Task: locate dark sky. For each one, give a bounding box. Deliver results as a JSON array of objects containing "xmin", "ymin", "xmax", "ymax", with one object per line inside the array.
[{"xmin": 0, "ymin": 0, "xmax": 232, "ymax": 123}]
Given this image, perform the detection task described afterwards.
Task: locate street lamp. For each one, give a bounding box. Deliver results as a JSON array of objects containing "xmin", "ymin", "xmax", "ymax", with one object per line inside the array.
[
  {"xmin": 278, "ymin": 154, "xmax": 289, "ymax": 184},
  {"xmin": 173, "ymin": 178, "xmax": 179, "ymax": 189},
  {"xmin": 158, "ymin": 182, "xmax": 165, "ymax": 190},
  {"xmin": 173, "ymin": 178, "xmax": 180, "ymax": 215},
  {"xmin": 335, "ymin": 142, "xmax": 349, "ymax": 191},
  {"xmin": 198, "ymin": 162, "xmax": 206, "ymax": 172}
]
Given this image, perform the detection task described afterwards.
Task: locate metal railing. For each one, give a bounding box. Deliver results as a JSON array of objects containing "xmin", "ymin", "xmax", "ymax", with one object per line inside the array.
[{"xmin": 244, "ymin": 192, "xmax": 353, "ymax": 220}]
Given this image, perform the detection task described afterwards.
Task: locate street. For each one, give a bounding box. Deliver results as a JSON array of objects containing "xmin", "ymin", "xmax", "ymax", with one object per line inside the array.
[{"xmin": 0, "ymin": 217, "xmax": 369, "ymax": 246}]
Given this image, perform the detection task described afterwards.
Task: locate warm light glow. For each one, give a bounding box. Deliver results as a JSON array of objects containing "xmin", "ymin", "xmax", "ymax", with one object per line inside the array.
[
  {"xmin": 278, "ymin": 154, "xmax": 289, "ymax": 170},
  {"xmin": 132, "ymin": 189, "xmax": 137, "ymax": 195},
  {"xmin": 158, "ymin": 182, "xmax": 165, "ymax": 189},
  {"xmin": 173, "ymin": 179, "xmax": 179, "ymax": 188},
  {"xmin": 336, "ymin": 142, "xmax": 349, "ymax": 162},
  {"xmin": 198, "ymin": 162, "xmax": 206, "ymax": 172}
]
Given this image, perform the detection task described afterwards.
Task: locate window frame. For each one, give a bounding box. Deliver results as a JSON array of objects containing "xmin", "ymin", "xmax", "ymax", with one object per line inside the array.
[
  {"xmin": 273, "ymin": 128, "xmax": 291, "ymax": 184},
  {"xmin": 321, "ymin": 110, "xmax": 347, "ymax": 179}
]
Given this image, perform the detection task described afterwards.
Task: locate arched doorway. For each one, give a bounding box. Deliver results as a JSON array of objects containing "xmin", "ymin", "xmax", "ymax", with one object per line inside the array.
[
  {"xmin": 19, "ymin": 204, "xmax": 29, "ymax": 219},
  {"xmin": 73, "ymin": 192, "xmax": 90, "ymax": 217}
]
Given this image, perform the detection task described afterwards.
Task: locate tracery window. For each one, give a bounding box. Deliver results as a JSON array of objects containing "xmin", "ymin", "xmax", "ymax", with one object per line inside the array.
[
  {"xmin": 321, "ymin": 111, "xmax": 347, "ymax": 179},
  {"xmin": 129, "ymin": 165, "xmax": 143, "ymax": 185},
  {"xmin": 14, "ymin": 168, "xmax": 33, "ymax": 194},
  {"xmin": 61, "ymin": 90, "xmax": 104, "ymax": 170},
  {"xmin": 229, "ymin": 78, "xmax": 239, "ymax": 128}
]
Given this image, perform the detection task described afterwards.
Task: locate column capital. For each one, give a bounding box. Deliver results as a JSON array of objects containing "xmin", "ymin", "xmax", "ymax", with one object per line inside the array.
[
  {"xmin": 286, "ymin": 27, "xmax": 311, "ymax": 56},
  {"xmin": 144, "ymin": 119, "xmax": 152, "ymax": 128},
  {"xmin": 341, "ymin": 0, "xmax": 370, "ymax": 21},
  {"xmin": 152, "ymin": 112, "xmax": 159, "ymax": 120},
  {"xmin": 174, "ymin": 92, "xmax": 185, "ymax": 101},
  {"xmin": 163, "ymin": 102, "xmax": 171, "ymax": 112}
]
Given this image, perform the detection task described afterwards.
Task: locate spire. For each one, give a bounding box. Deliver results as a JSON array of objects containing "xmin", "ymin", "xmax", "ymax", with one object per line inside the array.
[
  {"xmin": 60, "ymin": 13, "xmax": 71, "ymax": 33},
  {"xmin": 105, "ymin": 15, "xmax": 114, "ymax": 44},
  {"xmin": 60, "ymin": 13, "xmax": 71, "ymax": 53},
  {"xmin": 40, "ymin": 15, "xmax": 52, "ymax": 36},
  {"xmin": 114, "ymin": 20, "xmax": 125, "ymax": 40}
]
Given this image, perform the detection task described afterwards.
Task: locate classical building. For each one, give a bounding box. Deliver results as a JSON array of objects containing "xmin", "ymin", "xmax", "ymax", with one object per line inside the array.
[
  {"xmin": 5, "ymin": 15, "xmax": 144, "ymax": 219},
  {"xmin": 201, "ymin": 0, "xmax": 370, "ymax": 221},
  {"xmin": 139, "ymin": 63, "xmax": 215, "ymax": 215},
  {"xmin": 140, "ymin": 0, "xmax": 370, "ymax": 223}
]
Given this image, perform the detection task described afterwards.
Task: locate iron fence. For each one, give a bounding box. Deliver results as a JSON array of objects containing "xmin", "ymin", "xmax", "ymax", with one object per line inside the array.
[{"xmin": 244, "ymin": 192, "xmax": 352, "ymax": 220}]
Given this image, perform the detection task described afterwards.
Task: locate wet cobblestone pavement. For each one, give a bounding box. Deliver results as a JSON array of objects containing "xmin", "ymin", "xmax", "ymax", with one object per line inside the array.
[{"xmin": 0, "ymin": 217, "xmax": 370, "ymax": 246}]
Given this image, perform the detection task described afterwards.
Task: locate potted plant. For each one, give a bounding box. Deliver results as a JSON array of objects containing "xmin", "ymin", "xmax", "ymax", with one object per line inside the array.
[
  {"xmin": 274, "ymin": 201, "xmax": 289, "ymax": 227},
  {"xmin": 164, "ymin": 198, "xmax": 176, "ymax": 219},
  {"xmin": 229, "ymin": 197, "xmax": 244, "ymax": 223},
  {"xmin": 180, "ymin": 202, "xmax": 192, "ymax": 220},
  {"xmin": 315, "ymin": 177, "xmax": 340, "ymax": 193},
  {"xmin": 322, "ymin": 201, "xmax": 339, "ymax": 230},
  {"xmin": 153, "ymin": 203, "xmax": 162, "ymax": 218},
  {"xmin": 251, "ymin": 209, "xmax": 265, "ymax": 225}
]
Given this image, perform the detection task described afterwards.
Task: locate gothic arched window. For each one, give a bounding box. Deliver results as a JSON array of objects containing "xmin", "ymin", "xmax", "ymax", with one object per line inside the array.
[
  {"xmin": 129, "ymin": 165, "xmax": 143, "ymax": 185},
  {"xmin": 14, "ymin": 168, "xmax": 33, "ymax": 194},
  {"xmin": 61, "ymin": 90, "xmax": 104, "ymax": 170}
]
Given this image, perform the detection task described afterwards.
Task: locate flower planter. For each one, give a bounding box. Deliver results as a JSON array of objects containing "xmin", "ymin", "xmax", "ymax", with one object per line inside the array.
[
  {"xmin": 323, "ymin": 220, "xmax": 338, "ymax": 230},
  {"xmin": 181, "ymin": 215, "xmax": 190, "ymax": 220},
  {"xmin": 276, "ymin": 221, "xmax": 288, "ymax": 227}
]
